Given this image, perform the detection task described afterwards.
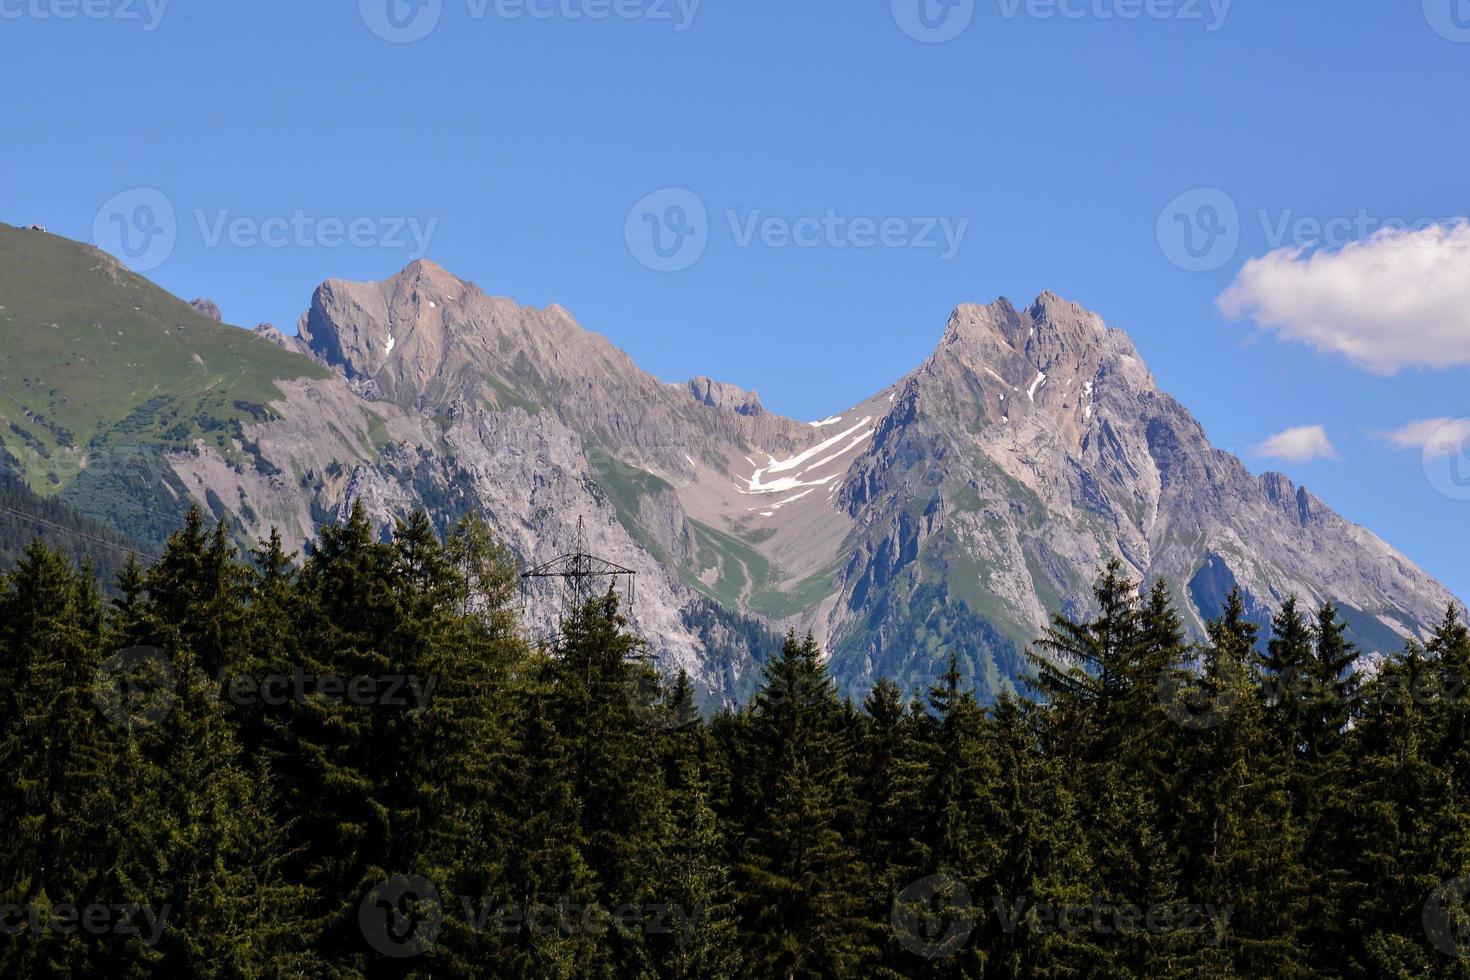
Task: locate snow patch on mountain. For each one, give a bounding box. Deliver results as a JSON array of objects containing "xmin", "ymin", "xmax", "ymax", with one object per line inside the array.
[
  {"xmin": 1027, "ymin": 371, "xmax": 1047, "ymax": 401},
  {"xmin": 740, "ymin": 416, "xmax": 873, "ymax": 494}
]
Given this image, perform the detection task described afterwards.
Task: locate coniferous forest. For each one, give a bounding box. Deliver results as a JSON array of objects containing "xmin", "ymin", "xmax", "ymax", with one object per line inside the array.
[{"xmin": 4, "ymin": 504, "xmax": 1470, "ymax": 979}]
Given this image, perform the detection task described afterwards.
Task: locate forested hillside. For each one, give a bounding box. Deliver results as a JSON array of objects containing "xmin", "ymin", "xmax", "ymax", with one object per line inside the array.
[
  {"xmin": 0, "ymin": 466, "xmax": 143, "ymax": 587},
  {"xmin": 2, "ymin": 508, "xmax": 1469, "ymax": 978}
]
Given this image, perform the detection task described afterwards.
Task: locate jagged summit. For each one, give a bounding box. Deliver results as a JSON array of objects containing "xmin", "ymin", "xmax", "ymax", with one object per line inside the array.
[{"xmin": 942, "ymin": 292, "xmax": 1108, "ymax": 353}]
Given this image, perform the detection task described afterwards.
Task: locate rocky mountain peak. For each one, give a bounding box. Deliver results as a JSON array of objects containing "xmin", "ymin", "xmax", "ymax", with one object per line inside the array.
[
  {"xmin": 937, "ymin": 292, "xmax": 1123, "ymax": 377},
  {"xmin": 295, "ymin": 259, "xmax": 474, "ymax": 389},
  {"xmin": 911, "ymin": 292, "xmax": 1151, "ymax": 440},
  {"xmin": 387, "ymin": 258, "xmax": 470, "ymax": 302},
  {"xmin": 686, "ymin": 377, "xmax": 765, "ymax": 417}
]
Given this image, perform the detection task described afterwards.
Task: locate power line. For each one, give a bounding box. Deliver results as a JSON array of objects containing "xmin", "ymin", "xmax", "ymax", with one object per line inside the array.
[{"xmin": 0, "ymin": 506, "xmax": 160, "ymax": 562}]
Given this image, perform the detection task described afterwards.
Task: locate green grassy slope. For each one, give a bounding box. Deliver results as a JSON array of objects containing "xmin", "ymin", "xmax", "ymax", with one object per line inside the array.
[{"xmin": 0, "ymin": 222, "xmax": 328, "ymax": 495}]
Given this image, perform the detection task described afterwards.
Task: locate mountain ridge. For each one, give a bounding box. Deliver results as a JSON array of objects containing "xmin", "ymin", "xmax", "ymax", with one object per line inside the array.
[{"xmin": 0, "ymin": 223, "xmax": 1457, "ymax": 705}]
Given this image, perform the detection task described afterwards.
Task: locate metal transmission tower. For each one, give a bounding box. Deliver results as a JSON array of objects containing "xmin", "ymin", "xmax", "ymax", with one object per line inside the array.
[{"xmin": 521, "ymin": 517, "xmax": 636, "ymax": 642}]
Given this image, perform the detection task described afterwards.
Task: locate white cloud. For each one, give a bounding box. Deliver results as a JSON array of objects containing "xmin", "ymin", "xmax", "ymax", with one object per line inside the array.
[
  {"xmin": 1381, "ymin": 417, "xmax": 1470, "ymax": 459},
  {"xmin": 1217, "ymin": 220, "xmax": 1470, "ymax": 374},
  {"xmin": 1253, "ymin": 425, "xmax": 1340, "ymax": 463}
]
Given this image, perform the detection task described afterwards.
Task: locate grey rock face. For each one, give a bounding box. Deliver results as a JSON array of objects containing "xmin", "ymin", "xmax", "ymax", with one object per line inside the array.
[
  {"xmin": 190, "ymin": 298, "xmax": 222, "ymax": 321},
  {"xmin": 164, "ymin": 262, "xmax": 1459, "ymax": 704}
]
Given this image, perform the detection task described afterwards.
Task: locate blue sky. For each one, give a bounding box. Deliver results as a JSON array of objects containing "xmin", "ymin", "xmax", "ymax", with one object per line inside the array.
[{"xmin": 4, "ymin": 0, "xmax": 1470, "ymax": 599}]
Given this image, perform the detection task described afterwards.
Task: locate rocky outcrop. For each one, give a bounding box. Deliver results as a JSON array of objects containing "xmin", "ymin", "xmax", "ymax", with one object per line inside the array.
[
  {"xmin": 686, "ymin": 377, "xmax": 765, "ymax": 417},
  {"xmin": 252, "ymin": 323, "xmax": 312, "ymax": 357}
]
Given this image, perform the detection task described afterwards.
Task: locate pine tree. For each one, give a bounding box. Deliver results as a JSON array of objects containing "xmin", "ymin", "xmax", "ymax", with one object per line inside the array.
[
  {"xmin": 1173, "ymin": 590, "xmax": 1309, "ymax": 977},
  {"xmin": 262, "ymin": 500, "xmax": 415, "ymax": 970},
  {"xmin": 100, "ymin": 656, "xmax": 319, "ymax": 978},
  {"xmin": 891, "ymin": 654, "xmax": 999, "ymax": 977},
  {"xmin": 0, "ymin": 542, "xmax": 114, "ymax": 977},
  {"xmin": 1425, "ymin": 605, "xmax": 1470, "ymax": 785},
  {"xmin": 730, "ymin": 632, "xmax": 877, "ymax": 978},
  {"xmin": 1304, "ymin": 602, "xmax": 1359, "ymax": 763},
  {"xmin": 857, "ymin": 676, "xmax": 928, "ymax": 973},
  {"xmin": 540, "ymin": 588, "xmax": 674, "ymax": 978},
  {"xmin": 1331, "ymin": 641, "xmax": 1470, "ymax": 978},
  {"xmin": 982, "ymin": 694, "xmax": 1101, "ymax": 979},
  {"xmin": 1259, "ymin": 596, "xmax": 1314, "ymax": 761},
  {"xmin": 1027, "ymin": 561, "xmax": 1178, "ymax": 972},
  {"xmin": 656, "ymin": 674, "xmax": 741, "ymax": 979}
]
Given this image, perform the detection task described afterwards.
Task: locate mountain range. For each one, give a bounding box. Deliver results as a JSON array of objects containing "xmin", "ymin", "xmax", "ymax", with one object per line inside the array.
[{"xmin": 0, "ymin": 221, "xmax": 1456, "ymax": 705}]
